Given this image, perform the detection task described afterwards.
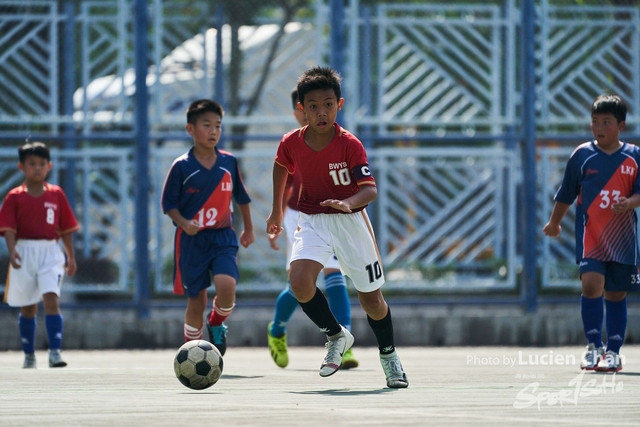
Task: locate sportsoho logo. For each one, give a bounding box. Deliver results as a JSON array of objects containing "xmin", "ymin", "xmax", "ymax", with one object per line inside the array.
[
  {"xmin": 466, "ymin": 350, "xmax": 625, "ymax": 410},
  {"xmin": 513, "ymin": 370, "xmax": 623, "ymax": 410}
]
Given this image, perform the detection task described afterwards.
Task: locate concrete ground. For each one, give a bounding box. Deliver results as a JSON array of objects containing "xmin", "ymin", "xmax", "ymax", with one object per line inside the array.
[{"xmin": 0, "ymin": 346, "xmax": 638, "ymax": 426}]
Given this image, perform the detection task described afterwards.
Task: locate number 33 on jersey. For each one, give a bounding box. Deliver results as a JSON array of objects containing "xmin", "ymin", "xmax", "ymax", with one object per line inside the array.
[{"xmin": 555, "ymin": 141, "xmax": 640, "ymax": 263}]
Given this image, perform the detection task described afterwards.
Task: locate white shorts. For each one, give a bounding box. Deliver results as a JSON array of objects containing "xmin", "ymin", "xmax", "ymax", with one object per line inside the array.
[
  {"xmin": 291, "ymin": 211, "xmax": 385, "ymax": 293},
  {"xmin": 284, "ymin": 208, "xmax": 340, "ymax": 271},
  {"xmin": 4, "ymin": 239, "xmax": 66, "ymax": 307}
]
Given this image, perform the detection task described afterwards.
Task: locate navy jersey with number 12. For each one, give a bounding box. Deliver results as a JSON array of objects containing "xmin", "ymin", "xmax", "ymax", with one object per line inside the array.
[
  {"xmin": 161, "ymin": 147, "xmax": 251, "ymax": 229},
  {"xmin": 555, "ymin": 140, "xmax": 640, "ymax": 265}
]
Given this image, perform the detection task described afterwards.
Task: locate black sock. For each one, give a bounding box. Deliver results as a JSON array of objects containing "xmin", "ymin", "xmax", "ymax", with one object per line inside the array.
[
  {"xmin": 299, "ymin": 287, "xmax": 342, "ymax": 337},
  {"xmin": 367, "ymin": 307, "xmax": 395, "ymax": 355}
]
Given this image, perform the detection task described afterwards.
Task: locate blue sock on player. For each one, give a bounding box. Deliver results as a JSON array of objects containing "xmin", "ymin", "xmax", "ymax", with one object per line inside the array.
[
  {"xmin": 324, "ymin": 272, "xmax": 351, "ymax": 331},
  {"xmin": 605, "ymin": 298, "xmax": 627, "ymax": 354},
  {"xmin": 270, "ymin": 283, "xmax": 299, "ymax": 337},
  {"xmin": 45, "ymin": 314, "xmax": 63, "ymax": 350},
  {"xmin": 19, "ymin": 314, "xmax": 36, "ymax": 354},
  {"xmin": 581, "ymin": 295, "xmax": 604, "ymax": 347}
]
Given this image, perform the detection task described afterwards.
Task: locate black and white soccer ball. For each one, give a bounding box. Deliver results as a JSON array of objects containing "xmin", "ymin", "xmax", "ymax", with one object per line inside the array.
[{"xmin": 173, "ymin": 340, "xmax": 223, "ymax": 390}]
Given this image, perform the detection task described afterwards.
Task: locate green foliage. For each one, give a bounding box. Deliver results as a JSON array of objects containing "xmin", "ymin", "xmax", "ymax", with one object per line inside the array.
[
  {"xmin": 74, "ymin": 257, "xmax": 119, "ymax": 284},
  {"xmin": 238, "ymin": 265, "xmax": 288, "ymax": 283},
  {"xmin": 218, "ymin": 0, "xmax": 313, "ymax": 24}
]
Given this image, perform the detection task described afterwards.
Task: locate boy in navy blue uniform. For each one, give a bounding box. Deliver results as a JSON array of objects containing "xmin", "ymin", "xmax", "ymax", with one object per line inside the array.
[
  {"xmin": 543, "ymin": 95, "xmax": 640, "ymax": 372},
  {"xmin": 162, "ymin": 99, "xmax": 255, "ymax": 355}
]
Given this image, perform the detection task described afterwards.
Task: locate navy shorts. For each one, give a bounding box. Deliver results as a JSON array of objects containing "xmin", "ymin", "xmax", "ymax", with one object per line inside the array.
[
  {"xmin": 174, "ymin": 227, "xmax": 239, "ymax": 298},
  {"xmin": 578, "ymin": 259, "xmax": 640, "ymax": 292}
]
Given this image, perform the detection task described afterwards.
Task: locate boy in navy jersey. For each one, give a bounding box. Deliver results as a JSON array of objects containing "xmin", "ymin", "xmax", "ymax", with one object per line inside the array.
[
  {"xmin": 266, "ymin": 88, "xmax": 358, "ymax": 370},
  {"xmin": 543, "ymin": 95, "xmax": 640, "ymax": 372},
  {"xmin": 0, "ymin": 142, "xmax": 80, "ymax": 368},
  {"xmin": 162, "ymin": 99, "xmax": 255, "ymax": 355},
  {"xmin": 266, "ymin": 67, "xmax": 407, "ymax": 388}
]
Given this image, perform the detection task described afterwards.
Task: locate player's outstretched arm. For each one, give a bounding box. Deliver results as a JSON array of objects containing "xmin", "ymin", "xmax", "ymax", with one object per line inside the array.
[
  {"xmin": 268, "ymin": 232, "xmax": 280, "ymax": 250},
  {"xmin": 61, "ymin": 232, "xmax": 77, "ymax": 276},
  {"xmin": 4, "ymin": 231, "xmax": 21, "ymax": 269},
  {"xmin": 266, "ymin": 163, "xmax": 288, "ymax": 235},
  {"xmin": 238, "ymin": 203, "xmax": 255, "ymax": 248},
  {"xmin": 320, "ymin": 185, "xmax": 377, "ymax": 213},
  {"xmin": 542, "ymin": 202, "xmax": 571, "ymax": 238}
]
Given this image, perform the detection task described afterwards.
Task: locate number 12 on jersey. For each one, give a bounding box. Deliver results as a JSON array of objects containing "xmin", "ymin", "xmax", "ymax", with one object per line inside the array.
[{"xmin": 196, "ymin": 207, "xmax": 218, "ymax": 228}]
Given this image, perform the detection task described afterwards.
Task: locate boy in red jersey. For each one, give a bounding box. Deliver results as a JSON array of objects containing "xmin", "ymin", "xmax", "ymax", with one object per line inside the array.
[
  {"xmin": 161, "ymin": 99, "xmax": 255, "ymax": 356},
  {"xmin": 266, "ymin": 67, "xmax": 408, "ymax": 388},
  {"xmin": 543, "ymin": 95, "xmax": 640, "ymax": 372},
  {"xmin": 0, "ymin": 142, "xmax": 80, "ymax": 368},
  {"xmin": 266, "ymin": 88, "xmax": 359, "ymax": 370}
]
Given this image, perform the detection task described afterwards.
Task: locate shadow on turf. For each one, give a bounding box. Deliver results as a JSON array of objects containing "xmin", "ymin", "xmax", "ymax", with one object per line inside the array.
[
  {"xmin": 609, "ymin": 371, "xmax": 640, "ymax": 376},
  {"xmin": 221, "ymin": 374, "xmax": 264, "ymax": 380},
  {"xmin": 293, "ymin": 388, "xmax": 398, "ymax": 396}
]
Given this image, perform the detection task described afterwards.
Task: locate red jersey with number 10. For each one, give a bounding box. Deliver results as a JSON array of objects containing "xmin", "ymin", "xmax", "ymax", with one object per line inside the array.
[
  {"xmin": 0, "ymin": 183, "xmax": 79, "ymax": 240},
  {"xmin": 275, "ymin": 123, "xmax": 376, "ymax": 215}
]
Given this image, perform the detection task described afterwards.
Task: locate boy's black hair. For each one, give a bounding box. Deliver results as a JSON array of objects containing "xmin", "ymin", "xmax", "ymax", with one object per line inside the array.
[
  {"xmin": 291, "ymin": 87, "xmax": 299, "ymax": 110},
  {"xmin": 19, "ymin": 142, "xmax": 50, "ymax": 163},
  {"xmin": 296, "ymin": 66, "xmax": 342, "ymax": 106},
  {"xmin": 591, "ymin": 95, "xmax": 627, "ymax": 123},
  {"xmin": 186, "ymin": 99, "xmax": 224, "ymax": 124}
]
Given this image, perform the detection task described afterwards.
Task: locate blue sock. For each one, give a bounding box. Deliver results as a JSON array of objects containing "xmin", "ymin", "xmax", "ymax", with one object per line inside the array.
[
  {"xmin": 45, "ymin": 314, "xmax": 64, "ymax": 350},
  {"xmin": 270, "ymin": 283, "xmax": 299, "ymax": 337},
  {"xmin": 324, "ymin": 272, "xmax": 351, "ymax": 331},
  {"xmin": 605, "ymin": 298, "xmax": 627, "ymax": 354},
  {"xmin": 581, "ymin": 295, "xmax": 604, "ymax": 347},
  {"xmin": 19, "ymin": 314, "xmax": 36, "ymax": 354}
]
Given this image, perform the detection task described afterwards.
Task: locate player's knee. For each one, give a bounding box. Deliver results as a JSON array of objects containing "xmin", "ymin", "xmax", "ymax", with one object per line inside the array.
[
  {"xmin": 20, "ymin": 305, "xmax": 38, "ymax": 317},
  {"xmin": 41, "ymin": 293, "xmax": 60, "ymax": 313},
  {"xmin": 357, "ymin": 291, "xmax": 386, "ymax": 315},
  {"xmin": 289, "ymin": 282, "xmax": 316, "ymax": 302},
  {"xmin": 604, "ymin": 291, "xmax": 627, "ymax": 302}
]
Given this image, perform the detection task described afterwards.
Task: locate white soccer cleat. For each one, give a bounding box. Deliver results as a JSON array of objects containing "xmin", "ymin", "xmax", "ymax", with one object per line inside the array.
[
  {"xmin": 49, "ymin": 349, "xmax": 67, "ymax": 368},
  {"xmin": 595, "ymin": 350, "xmax": 622, "ymax": 372},
  {"xmin": 23, "ymin": 353, "xmax": 36, "ymax": 369},
  {"xmin": 380, "ymin": 350, "xmax": 408, "ymax": 388},
  {"xmin": 319, "ymin": 327, "xmax": 354, "ymax": 377},
  {"xmin": 580, "ymin": 343, "xmax": 604, "ymax": 370}
]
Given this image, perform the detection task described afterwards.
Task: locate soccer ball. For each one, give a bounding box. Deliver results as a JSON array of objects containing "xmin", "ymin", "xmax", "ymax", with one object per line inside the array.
[{"xmin": 173, "ymin": 340, "xmax": 223, "ymax": 390}]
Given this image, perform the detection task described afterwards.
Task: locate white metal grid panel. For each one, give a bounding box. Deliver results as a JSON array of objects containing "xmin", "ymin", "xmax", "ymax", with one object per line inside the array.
[
  {"xmin": 372, "ymin": 4, "xmax": 509, "ymax": 136},
  {"xmin": 538, "ymin": 4, "xmax": 640, "ymax": 133},
  {"xmin": 371, "ymin": 147, "xmax": 518, "ymax": 290},
  {"xmin": 0, "ymin": 145, "xmax": 520, "ymax": 294},
  {"xmin": 0, "ymin": 2, "xmax": 59, "ymax": 125}
]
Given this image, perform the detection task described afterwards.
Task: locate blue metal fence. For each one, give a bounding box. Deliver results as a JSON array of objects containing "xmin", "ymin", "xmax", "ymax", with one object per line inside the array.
[{"xmin": 1, "ymin": 0, "xmax": 640, "ymax": 314}]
